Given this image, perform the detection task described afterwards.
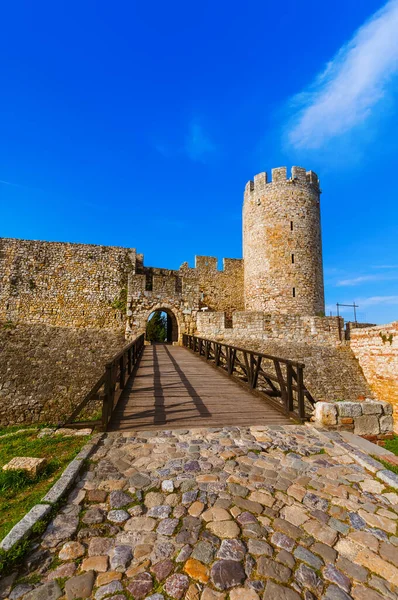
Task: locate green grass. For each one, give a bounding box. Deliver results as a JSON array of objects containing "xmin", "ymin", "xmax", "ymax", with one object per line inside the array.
[
  {"xmin": 383, "ymin": 435, "xmax": 398, "ymax": 457},
  {"xmin": 377, "ymin": 457, "xmax": 398, "ymax": 476},
  {"xmin": 0, "ymin": 428, "xmax": 89, "ymax": 541}
]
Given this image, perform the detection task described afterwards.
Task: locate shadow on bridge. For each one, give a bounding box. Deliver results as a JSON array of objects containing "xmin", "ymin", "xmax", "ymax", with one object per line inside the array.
[{"xmin": 109, "ymin": 344, "xmax": 290, "ymax": 431}]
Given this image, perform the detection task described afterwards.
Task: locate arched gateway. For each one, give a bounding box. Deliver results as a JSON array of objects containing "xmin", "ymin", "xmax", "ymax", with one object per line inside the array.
[{"xmin": 145, "ymin": 307, "xmax": 179, "ymax": 343}]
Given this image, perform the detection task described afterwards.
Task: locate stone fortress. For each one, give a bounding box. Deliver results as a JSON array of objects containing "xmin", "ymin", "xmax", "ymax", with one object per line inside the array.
[
  {"xmin": 0, "ymin": 166, "xmax": 397, "ymax": 428},
  {"xmin": 0, "ymin": 166, "xmax": 325, "ymax": 338}
]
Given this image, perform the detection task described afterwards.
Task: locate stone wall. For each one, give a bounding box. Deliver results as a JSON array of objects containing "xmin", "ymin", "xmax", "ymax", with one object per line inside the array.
[
  {"xmin": 313, "ymin": 400, "xmax": 394, "ymax": 439},
  {"xmin": 0, "ymin": 238, "xmax": 244, "ymax": 341},
  {"xmin": 350, "ymin": 322, "xmax": 398, "ymax": 431},
  {"xmin": 0, "ymin": 238, "xmax": 134, "ymax": 331},
  {"xmin": 0, "ymin": 322, "xmax": 125, "ymax": 426},
  {"xmin": 195, "ymin": 311, "xmax": 373, "ymax": 404},
  {"xmin": 197, "ymin": 311, "xmax": 343, "ymax": 346},
  {"xmin": 126, "ymin": 256, "xmax": 244, "ymax": 340},
  {"xmin": 243, "ymin": 167, "xmax": 324, "ymax": 316}
]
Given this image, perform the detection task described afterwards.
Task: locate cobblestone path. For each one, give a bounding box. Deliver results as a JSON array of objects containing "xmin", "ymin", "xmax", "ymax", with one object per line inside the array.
[{"xmin": 4, "ymin": 425, "xmax": 398, "ymax": 600}]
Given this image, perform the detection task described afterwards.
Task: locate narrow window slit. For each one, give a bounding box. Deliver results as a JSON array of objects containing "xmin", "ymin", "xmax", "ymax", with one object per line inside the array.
[
  {"xmin": 291, "ymin": 254, "xmax": 295, "ymax": 264},
  {"xmin": 292, "ymin": 287, "xmax": 296, "ymax": 297},
  {"xmin": 290, "ymin": 221, "xmax": 294, "ymax": 231}
]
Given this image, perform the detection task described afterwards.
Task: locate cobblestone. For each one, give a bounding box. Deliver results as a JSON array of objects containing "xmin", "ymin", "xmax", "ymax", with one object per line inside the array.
[{"xmin": 5, "ymin": 425, "xmax": 398, "ymax": 599}]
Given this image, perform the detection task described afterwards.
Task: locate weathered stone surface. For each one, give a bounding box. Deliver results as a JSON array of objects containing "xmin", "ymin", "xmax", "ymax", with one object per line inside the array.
[
  {"xmin": 354, "ymin": 415, "xmax": 380, "ymax": 436},
  {"xmin": 64, "ymin": 571, "xmax": 95, "ymax": 599},
  {"xmin": 256, "ymin": 557, "xmax": 291, "ymax": 582},
  {"xmin": 0, "ymin": 503, "xmax": 52, "ymax": 552},
  {"xmin": 126, "ymin": 572, "xmax": 153, "ymax": 599},
  {"xmin": 110, "ymin": 545, "xmax": 132, "ymax": 571},
  {"xmin": 184, "ymin": 558, "xmax": 209, "ymax": 583},
  {"xmin": 210, "ymin": 560, "xmax": 245, "ymax": 590},
  {"xmin": 3, "ymin": 456, "xmax": 46, "ymax": 477},
  {"xmin": 81, "ymin": 555, "xmax": 108, "ymax": 572},
  {"xmin": 314, "ymin": 403, "xmax": 337, "ymax": 425},
  {"xmin": 151, "ymin": 559, "xmax": 174, "ymax": 581},
  {"xmin": 216, "ymin": 539, "xmax": 246, "ymax": 561},
  {"xmin": 207, "ymin": 521, "xmax": 240, "ymax": 538},
  {"xmin": 229, "ymin": 588, "xmax": 260, "ymax": 600},
  {"xmin": 124, "ymin": 516, "xmax": 156, "ymax": 531},
  {"xmin": 109, "ymin": 490, "xmax": 133, "ymax": 508},
  {"xmin": 94, "ymin": 581, "xmax": 124, "ymax": 600},
  {"xmin": 23, "ymin": 582, "xmax": 62, "ymax": 600},
  {"xmin": 107, "ymin": 509, "xmax": 130, "ymax": 523},
  {"xmin": 323, "ymin": 564, "xmax": 351, "ymax": 593},
  {"xmin": 8, "ymin": 424, "xmax": 398, "ymax": 600},
  {"xmin": 164, "ymin": 573, "xmax": 189, "ymax": 599},
  {"xmin": 294, "ymin": 545, "xmax": 322, "ymax": 569},
  {"xmin": 9, "ymin": 585, "xmax": 34, "ymax": 600},
  {"xmin": 263, "ymin": 580, "xmax": 301, "ymax": 600},
  {"xmin": 42, "ymin": 512, "xmax": 79, "ymax": 548}
]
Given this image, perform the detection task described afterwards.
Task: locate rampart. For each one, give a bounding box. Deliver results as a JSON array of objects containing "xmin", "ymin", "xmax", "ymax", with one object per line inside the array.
[
  {"xmin": 0, "ymin": 238, "xmax": 244, "ymax": 340},
  {"xmin": 0, "ymin": 238, "xmax": 134, "ymax": 331},
  {"xmin": 0, "ymin": 322, "xmax": 125, "ymax": 426},
  {"xmin": 195, "ymin": 311, "xmax": 373, "ymax": 405}
]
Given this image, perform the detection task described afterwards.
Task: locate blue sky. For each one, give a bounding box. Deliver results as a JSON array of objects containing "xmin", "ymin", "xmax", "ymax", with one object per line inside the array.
[{"xmin": 1, "ymin": 0, "xmax": 398, "ymax": 324}]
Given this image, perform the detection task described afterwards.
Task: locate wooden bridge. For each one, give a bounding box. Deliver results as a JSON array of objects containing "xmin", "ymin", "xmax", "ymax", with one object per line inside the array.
[{"xmin": 64, "ymin": 334, "xmax": 315, "ymax": 431}]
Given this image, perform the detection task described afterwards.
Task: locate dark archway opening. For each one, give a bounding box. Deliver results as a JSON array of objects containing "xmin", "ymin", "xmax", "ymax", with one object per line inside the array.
[{"xmin": 146, "ymin": 309, "xmax": 178, "ymax": 344}]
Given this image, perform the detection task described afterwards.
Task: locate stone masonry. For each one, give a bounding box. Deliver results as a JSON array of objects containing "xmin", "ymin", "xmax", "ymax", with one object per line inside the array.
[
  {"xmin": 0, "ymin": 166, "xmax": 396, "ymax": 426},
  {"xmin": 5, "ymin": 425, "xmax": 398, "ymax": 600},
  {"xmin": 350, "ymin": 322, "xmax": 398, "ymax": 431},
  {"xmin": 243, "ymin": 167, "xmax": 324, "ymax": 315}
]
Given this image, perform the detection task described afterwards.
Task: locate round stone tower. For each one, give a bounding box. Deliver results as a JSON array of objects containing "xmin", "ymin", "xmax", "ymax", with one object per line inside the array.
[{"xmin": 243, "ymin": 166, "xmax": 325, "ymax": 315}]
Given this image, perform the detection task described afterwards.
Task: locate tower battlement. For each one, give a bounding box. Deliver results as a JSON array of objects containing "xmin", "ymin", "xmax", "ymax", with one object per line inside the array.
[
  {"xmin": 244, "ymin": 166, "xmax": 320, "ymax": 196},
  {"xmin": 243, "ymin": 165, "xmax": 324, "ymax": 317}
]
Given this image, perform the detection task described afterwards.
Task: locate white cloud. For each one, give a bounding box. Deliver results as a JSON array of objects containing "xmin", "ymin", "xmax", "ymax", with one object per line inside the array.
[
  {"xmin": 288, "ymin": 0, "xmax": 398, "ymax": 149},
  {"xmin": 337, "ymin": 273, "xmax": 398, "ymax": 286},
  {"xmin": 372, "ymin": 264, "xmax": 398, "ymax": 269},
  {"xmin": 358, "ymin": 295, "xmax": 398, "ymax": 307},
  {"xmin": 185, "ymin": 121, "xmax": 216, "ymax": 163}
]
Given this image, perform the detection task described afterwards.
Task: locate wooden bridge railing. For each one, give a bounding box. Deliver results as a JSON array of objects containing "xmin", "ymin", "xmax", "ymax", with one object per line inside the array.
[
  {"xmin": 182, "ymin": 334, "xmax": 316, "ymax": 421},
  {"xmin": 61, "ymin": 333, "xmax": 145, "ymax": 431}
]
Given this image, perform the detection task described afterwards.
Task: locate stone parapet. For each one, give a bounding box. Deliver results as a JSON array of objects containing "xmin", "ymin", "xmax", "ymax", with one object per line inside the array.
[{"xmin": 313, "ymin": 400, "xmax": 394, "ymax": 439}]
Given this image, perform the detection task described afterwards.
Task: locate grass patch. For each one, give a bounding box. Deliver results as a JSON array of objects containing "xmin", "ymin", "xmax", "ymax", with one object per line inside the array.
[
  {"xmin": 383, "ymin": 435, "xmax": 398, "ymax": 457},
  {"xmin": 377, "ymin": 457, "xmax": 398, "ymax": 476},
  {"xmin": 0, "ymin": 428, "xmax": 89, "ymax": 541}
]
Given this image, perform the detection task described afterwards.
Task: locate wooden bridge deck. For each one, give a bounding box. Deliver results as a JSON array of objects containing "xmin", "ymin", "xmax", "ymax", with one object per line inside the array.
[{"xmin": 109, "ymin": 344, "xmax": 291, "ymax": 431}]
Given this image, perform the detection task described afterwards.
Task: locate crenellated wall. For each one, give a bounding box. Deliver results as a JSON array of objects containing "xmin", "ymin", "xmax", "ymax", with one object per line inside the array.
[
  {"xmin": 0, "ymin": 237, "xmax": 244, "ymax": 341},
  {"xmin": 243, "ymin": 166, "xmax": 324, "ymax": 316}
]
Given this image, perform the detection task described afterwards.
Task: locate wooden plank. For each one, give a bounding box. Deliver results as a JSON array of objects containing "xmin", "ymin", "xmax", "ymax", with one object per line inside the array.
[{"xmin": 109, "ymin": 345, "xmax": 292, "ymax": 431}]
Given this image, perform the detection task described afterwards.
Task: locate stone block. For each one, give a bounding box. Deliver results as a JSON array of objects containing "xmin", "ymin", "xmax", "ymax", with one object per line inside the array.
[
  {"xmin": 380, "ymin": 401, "xmax": 393, "ymax": 415},
  {"xmin": 337, "ymin": 402, "xmax": 362, "ymax": 418},
  {"xmin": 379, "ymin": 415, "xmax": 394, "ymax": 434},
  {"xmin": 354, "ymin": 415, "xmax": 380, "ymax": 436},
  {"xmin": 362, "ymin": 401, "xmax": 382, "ymax": 415},
  {"xmin": 0, "ymin": 504, "xmax": 52, "ymax": 552},
  {"xmin": 3, "ymin": 456, "xmax": 47, "ymax": 478},
  {"xmin": 314, "ymin": 402, "xmax": 337, "ymax": 426}
]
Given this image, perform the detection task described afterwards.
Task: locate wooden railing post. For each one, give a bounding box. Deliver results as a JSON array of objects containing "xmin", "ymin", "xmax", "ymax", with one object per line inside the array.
[
  {"xmin": 286, "ymin": 364, "xmax": 294, "ymax": 413},
  {"xmin": 127, "ymin": 347, "xmax": 132, "ymax": 375},
  {"xmin": 120, "ymin": 354, "xmax": 125, "ymax": 389},
  {"xmin": 102, "ymin": 362, "xmax": 114, "ymax": 430},
  {"xmin": 297, "ymin": 365, "xmax": 306, "ymax": 421}
]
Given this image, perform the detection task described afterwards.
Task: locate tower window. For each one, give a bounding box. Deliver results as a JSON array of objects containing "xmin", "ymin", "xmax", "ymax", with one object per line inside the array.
[
  {"xmin": 290, "ymin": 221, "xmax": 294, "ymax": 231},
  {"xmin": 292, "ymin": 287, "xmax": 296, "ymax": 297},
  {"xmin": 291, "ymin": 254, "xmax": 295, "ymax": 264}
]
